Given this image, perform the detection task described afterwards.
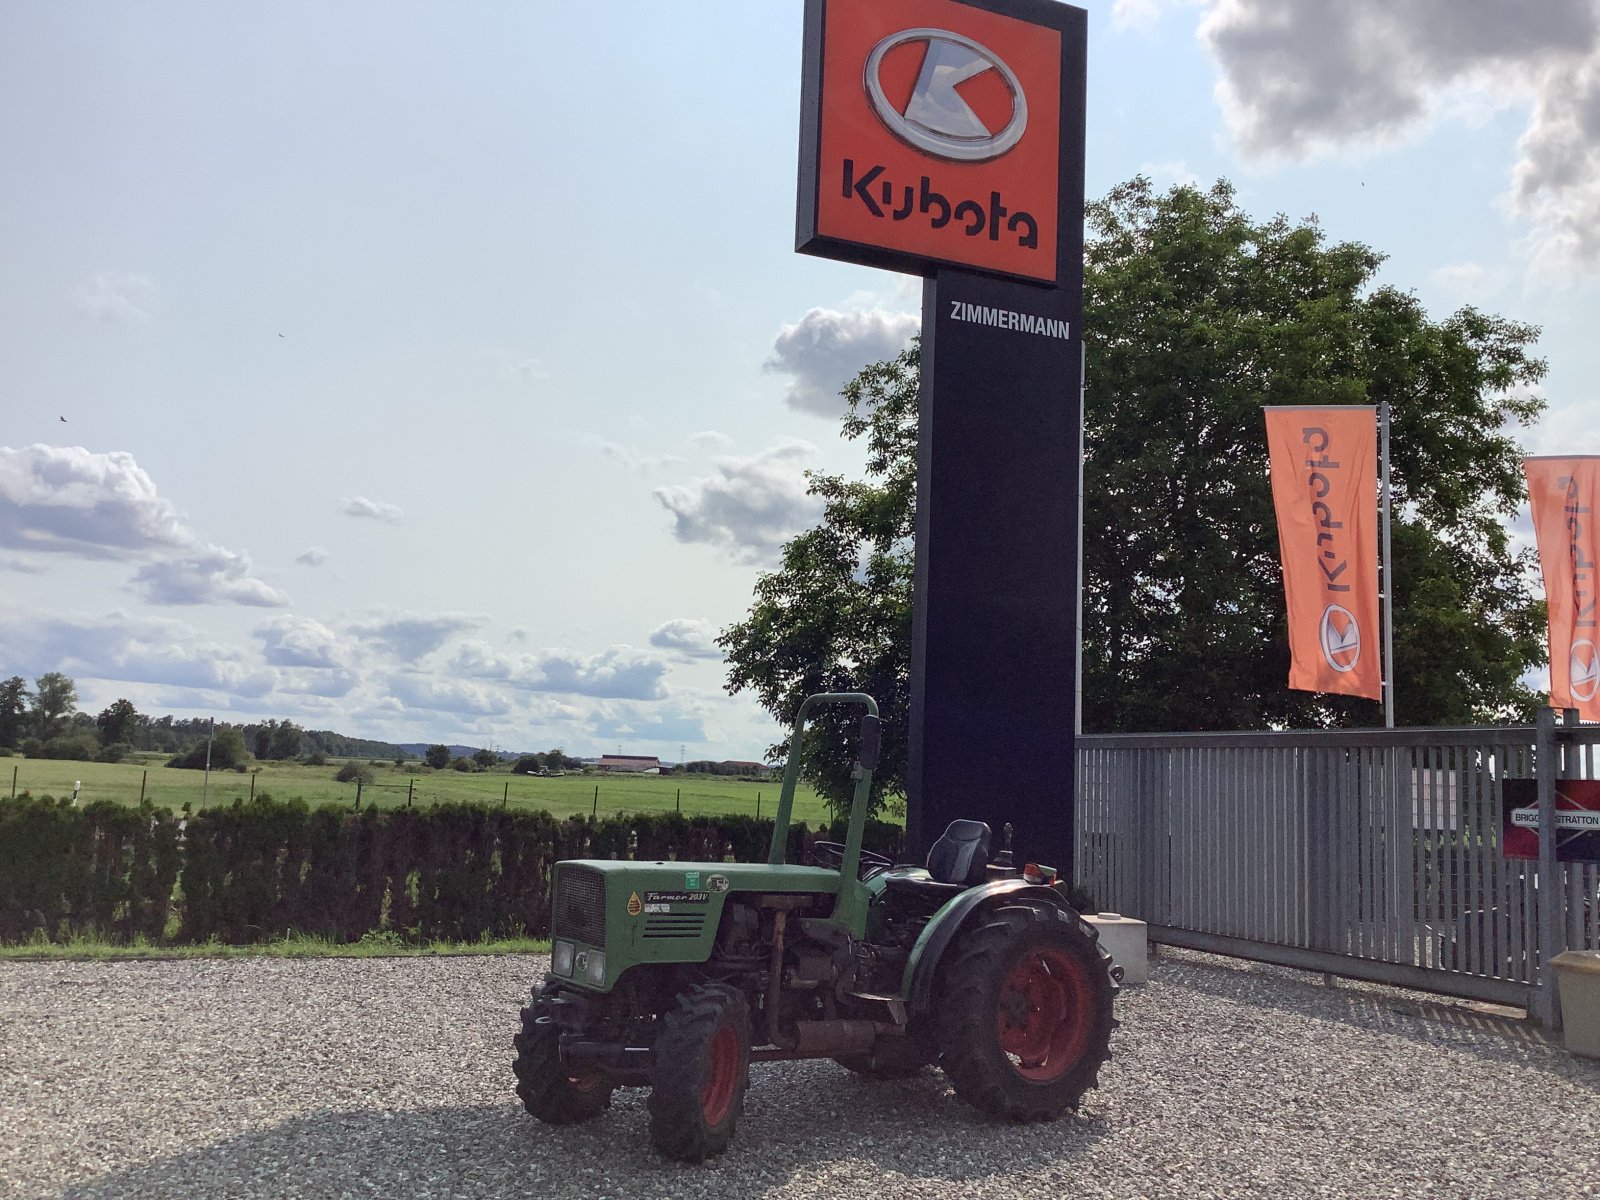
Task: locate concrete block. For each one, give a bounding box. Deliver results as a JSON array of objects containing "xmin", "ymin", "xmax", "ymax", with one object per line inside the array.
[{"xmin": 1084, "ymin": 911, "xmax": 1149, "ymax": 986}]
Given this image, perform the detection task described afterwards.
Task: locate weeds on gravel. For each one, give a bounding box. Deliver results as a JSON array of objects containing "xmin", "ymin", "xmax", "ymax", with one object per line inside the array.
[{"xmin": 0, "ymin": 929, "xmax": 550, "ymax": 961}]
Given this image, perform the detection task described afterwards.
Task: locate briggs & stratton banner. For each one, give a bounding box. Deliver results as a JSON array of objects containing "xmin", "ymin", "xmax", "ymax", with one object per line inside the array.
[
  {"xmin": 1265, "ymin": 406, "xmax": 1381, "ymax": 701},
  {"xmin": 1501, "ymin": 778, "xmax": 1600, "ymax": 863},
  {"xmin": 1524, "ymin": 456, "xmax": 1600, "ymax": 720}
]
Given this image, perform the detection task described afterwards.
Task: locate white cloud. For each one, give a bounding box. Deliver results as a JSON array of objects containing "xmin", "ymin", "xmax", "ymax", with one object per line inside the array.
[
  {"xmin": 1140, "ymin": 159, "xmax": 1198, "ymax": 189},
  {"xmin": 449, "ymin": 640, "xmax": 669, "ymax": 700},
  {"xmin": 653, "ymin": 440, "xmax": 821, "ymax": 565},
  {"xmin": 0, "ymin": 444, "xmax": 190, "ymax": 558},
  {"xmin": 1429, "ymin": 260, "xmax": 1506, "ymax": 303},
  {"xmin": 129, "ymin": 546, "xmax": 290, "ymax": 608},
  {"xmin": 649, "ymin": 618, "xmax": 723, "ymax": 660},
  {"xmin": 254, "ymin": 616, "xmax": 350, "ymax": 669},
  {"xmin": 0, "ymin": 612, "xmax": 275, "ymax": 697},
  {"xmin": 348, "ymin": 610, "xmax": 489, "ymax": 661},
  {"xmin": 1190, "ymin": 0, "xmax": 1600, "ymax": 267},
  {"xmin": 295, "ymin": 546, "xmax": 329, "ymax": 566},
  {"xmin": 765, "ymin": 307, "xmax": 918, "ymax": 417},
  {"xmin": 501, "ymin": 357, "xmax": 551, "ymax": 382},
  {"xmin": 71, "ymin": 271, "xmax": 157, "ymax": 322},
  {"xmin": 387, "ymin": 672, "xmax": 513, "ymax": 717},
  {"xmin": 0, "ymin": 556, "xmax": 45, "ymax": 575},
  {"xmin": 581, "ymin": 436, "xmax": 684, "ymax": 473},
  {"xmin": 338, "ymin": 495, "xmax": 404, "ymax": 523},
  {"xmin": 1113, "ymin": 0, "xmax": 1166, "ymax": 30},
  {"xmin": 689, "ymin": 430, "xmax": 734, "ymax": 452}
]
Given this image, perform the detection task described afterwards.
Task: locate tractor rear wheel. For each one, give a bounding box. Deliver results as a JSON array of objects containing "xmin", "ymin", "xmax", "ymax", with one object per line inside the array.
[
  {"xmin": 647, "ymin": 982, "xmax": 751, "ymax": 1162},
  {"xmin": 934, "ymin": 901, "xmax": 1116, "ymax": 1121},
  {"xmin": 513, "ymin": 985, "xmax": 615, "ymax": 1124}
]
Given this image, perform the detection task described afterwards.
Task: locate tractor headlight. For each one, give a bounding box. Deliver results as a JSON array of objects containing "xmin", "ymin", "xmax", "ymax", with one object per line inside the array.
[
  {"xmin": 582, "ymin": 949, "xmax": 606, "ymax": 987},
  {"xmin": 552, "ymin": 940, "xmax": 575, "ymax": 977}
]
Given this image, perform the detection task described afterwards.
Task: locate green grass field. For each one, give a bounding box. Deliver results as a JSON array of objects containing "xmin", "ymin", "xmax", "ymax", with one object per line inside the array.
[{"xmin": 1, "ymin": 754, "xmax": 841, "ymax": 827}]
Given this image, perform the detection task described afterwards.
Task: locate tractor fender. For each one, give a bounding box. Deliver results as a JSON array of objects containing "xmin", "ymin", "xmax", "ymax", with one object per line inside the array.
[{"xmin": 901, "ymin": 880, "xmax": 1074, "ymax": 1018}]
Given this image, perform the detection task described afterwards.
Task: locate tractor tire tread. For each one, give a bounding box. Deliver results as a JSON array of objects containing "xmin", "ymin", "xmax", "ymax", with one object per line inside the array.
[
  {"xmin": 512, "ymin": 985, "xmax": 614, "ymax": 1125},
  {"xmin": 647, "ymin": 981, "xmax": 750, "ymax": 1162},
  {"xmin": 935, "ymin": 900, "xmax": 1117, "ymax": 1122}
]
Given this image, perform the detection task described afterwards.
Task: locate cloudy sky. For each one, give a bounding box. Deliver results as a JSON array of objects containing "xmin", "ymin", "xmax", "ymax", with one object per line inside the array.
[{"xmin": 3, "ymin": 0, "xmax": 1597, "ymax": 757}]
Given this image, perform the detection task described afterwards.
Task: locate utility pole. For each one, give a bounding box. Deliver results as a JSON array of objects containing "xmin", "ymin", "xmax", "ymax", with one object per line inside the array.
[{"xmin": 201, "ymin": 717, "xmax": 215, "ymax": 808}]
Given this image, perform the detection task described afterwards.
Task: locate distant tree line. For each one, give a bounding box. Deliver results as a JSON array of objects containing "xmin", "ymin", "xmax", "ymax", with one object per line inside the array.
[
  {"xmin": 682, "ymin": 760, "xmax": 775, "ymax": 777},
  {"xmin": 0, "ymin": 672, "xmax": 417, "ymax": 768}
]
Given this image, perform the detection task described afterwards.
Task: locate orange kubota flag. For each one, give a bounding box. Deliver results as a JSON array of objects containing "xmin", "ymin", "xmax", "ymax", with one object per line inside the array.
[
  {"xmin": 1265, "ymin": 406, "xmax": 1382, "ymax": 701},
  {"xmin": 1524, "ymin": 457, "xmax": 1600, "ymax": 719}
]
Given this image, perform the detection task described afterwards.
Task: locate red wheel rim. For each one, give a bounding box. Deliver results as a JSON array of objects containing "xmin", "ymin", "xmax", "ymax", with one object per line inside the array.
[
  {"xmin": 701, "ymin": 1023, "xmax": 740, "ymax": 1126},
  {"xmin": 995, "ymin": 946, "xmax": 1094, "ymax": 1082}
]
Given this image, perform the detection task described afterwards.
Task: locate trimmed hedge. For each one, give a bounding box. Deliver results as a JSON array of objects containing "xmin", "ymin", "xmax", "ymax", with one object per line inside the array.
[{"xmin": 0, "ymin": 794, "xmax": 906, "ymax": 946}]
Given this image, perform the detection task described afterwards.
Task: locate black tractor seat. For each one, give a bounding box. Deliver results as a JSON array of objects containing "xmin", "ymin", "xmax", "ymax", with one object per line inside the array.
[{"xmin": 880, "ymin": 819, "xmax": 992, "ymax": 903}]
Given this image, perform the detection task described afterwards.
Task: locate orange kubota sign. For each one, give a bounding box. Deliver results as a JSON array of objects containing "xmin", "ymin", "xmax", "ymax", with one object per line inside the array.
[
  {"xmin": 799, "ymin": 0, "xmax": 1064, "ymax": 283},
  {"xmin": 1524, "ymin": 457, "xmax": 1600, "ymax": 719},
  {"xmin": 1265, "ymin": 406, "xmax": 1382, "ymax": 701}
]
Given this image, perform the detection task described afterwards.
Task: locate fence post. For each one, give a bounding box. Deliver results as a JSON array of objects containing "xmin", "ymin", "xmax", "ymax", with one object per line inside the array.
[
  {"xmin": 355, "ymin": 779, "xmax": 363, "ymax": 811},
  {"xmin": 407, "ymin": 778, "xmax": 414, "ymax": 808},
  {"xmin": 1306, "ymin": 747, "xmax": 1333, "ymax": 954},
  {"xmin": 592, "ymin": 784, "xmax": 599, "ymax": 818},
  {"xmin": 757, "ymin": 791, "xmax": 762, "ymax": 821},
  {"xmin": 10, "ymin": 764, "xmax": 15, "ymax": 799},
  {"xmin": 676, "ymin": 788, "xmax": 681, "ymax": 813},
  {"xmin": 248, "ymin": 772, "xmax": 255, "ymax": 802},
  {"xmin": 139, "ymin": 769, "xmax": 147, "ymax": 804},
  {"xmin": 503, "ymin": 781, "xmax": 509, "ymax": 809},
  {"xmin": 1532, "ymin": 706, "xmax": 1566, "ymax": 1030}
]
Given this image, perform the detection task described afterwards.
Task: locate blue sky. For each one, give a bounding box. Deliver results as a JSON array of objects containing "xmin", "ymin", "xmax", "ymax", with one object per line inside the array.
[{"xmin": 3, "ymin": 0, "xmax": 1596, "ymax": 757}]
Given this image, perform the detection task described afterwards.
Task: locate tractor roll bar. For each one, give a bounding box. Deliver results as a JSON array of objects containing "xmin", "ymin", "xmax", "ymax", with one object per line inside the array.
[{"xmin": 765, "ymin": 692, "xmax": 880, "ymax": 871}]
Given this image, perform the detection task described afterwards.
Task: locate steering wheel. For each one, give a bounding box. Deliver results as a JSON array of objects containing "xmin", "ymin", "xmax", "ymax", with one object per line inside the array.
[{"xmin": 809, "ymin": 840, "xmax": 895, "ymax": 880}]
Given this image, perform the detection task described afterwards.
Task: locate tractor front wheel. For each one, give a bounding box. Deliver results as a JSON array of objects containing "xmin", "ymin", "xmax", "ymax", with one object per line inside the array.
[
  {"xmin": 935, "ymin": 901, "xmax": 1116, "ymax": 1121},
  {"xmin": 647, "ymin": 982, "xmax": 751, "ymax": 1162},
  {"xmin": 513, "ymin": 985, "xmax": 615, "ymax": 1124}
]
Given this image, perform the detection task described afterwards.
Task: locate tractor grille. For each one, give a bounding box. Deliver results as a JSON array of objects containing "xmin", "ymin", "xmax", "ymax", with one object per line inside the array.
[
  {"xmin": 643, "ymin": 913, "xmax": 706, "ymax": 940},
  {"xmin": 552, "ymin": 864, "xmax": 606, "ymax": 946}
]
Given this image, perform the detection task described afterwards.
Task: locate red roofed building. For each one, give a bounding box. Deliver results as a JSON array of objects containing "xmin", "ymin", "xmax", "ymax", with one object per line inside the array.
[{"xmin": 597, "ymin": 754, "xmax": 661, "ymax": 774}]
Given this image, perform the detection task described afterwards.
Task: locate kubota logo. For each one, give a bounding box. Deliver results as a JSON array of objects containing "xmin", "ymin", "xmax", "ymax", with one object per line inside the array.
[
  {"xmin": 1320, "ymin": 605, "xmax": 1360, "ymax": 673},
  {"xmin": 864, "ymin": 29, "xmax": 1028, "ymax": 162},
  {"xmin": 1572, "ymin": 639, "xmax": 1599, "ymax": 702}
]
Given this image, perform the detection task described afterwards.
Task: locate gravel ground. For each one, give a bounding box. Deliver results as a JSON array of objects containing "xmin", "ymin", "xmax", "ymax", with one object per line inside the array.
[{"xmin": 2, "ymin": 948, "xmax": 1598, "ymax": 1200}]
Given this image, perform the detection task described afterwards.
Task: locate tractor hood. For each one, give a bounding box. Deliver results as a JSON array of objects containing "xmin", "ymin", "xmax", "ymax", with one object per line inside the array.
[{"xmin": 548, "ymin": 859, "xmax": 841, "ymax": 992}]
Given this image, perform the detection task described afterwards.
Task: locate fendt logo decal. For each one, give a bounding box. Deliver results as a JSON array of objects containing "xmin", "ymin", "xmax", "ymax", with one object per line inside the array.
[
  {"xmin": 1572, "ymin": 639, "xmax": 1600, "ymax": 702},
  {"xmin": 1320, "ymin": 605, "xmax": 1360, "ymax": 673},
  {"xmin": 864, "ymin": 29, "xmax": 1027, "ymax": 162}
]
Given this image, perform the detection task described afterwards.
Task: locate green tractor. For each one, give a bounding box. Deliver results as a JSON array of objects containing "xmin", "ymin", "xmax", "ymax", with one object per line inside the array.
[{"xmin": 513, "ymin": 693, "xmax": 1119, "ymax": 1161}]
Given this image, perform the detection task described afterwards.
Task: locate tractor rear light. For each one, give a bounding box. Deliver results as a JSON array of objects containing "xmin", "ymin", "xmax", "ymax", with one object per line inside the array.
[
  {"xmin": 583, "ymin": 949, "xmax": 607, "ymax": 987},
  {"xmin": 552, "ymin": 940, "xmax": 575, "ymax": 977}
]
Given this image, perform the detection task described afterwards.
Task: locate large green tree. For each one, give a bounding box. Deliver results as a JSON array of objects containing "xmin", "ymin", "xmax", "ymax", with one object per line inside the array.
[
  {"xmin": 96, "ymin": 698, "xmax": 141, "ymax": 748},
  {"xmin": 0, "ymin": 676, "xmax": 27, "ymax": 748},
  {"xmin": 721, "ymin": 179, "xmax": 1547, "ymax": 813},
  {"xmin": 29, "ymin": 672, "xmax": 78, "ymax": 741}
]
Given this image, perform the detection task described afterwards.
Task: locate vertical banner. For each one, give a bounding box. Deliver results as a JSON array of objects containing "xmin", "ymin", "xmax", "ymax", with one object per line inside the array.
[
  {"xmin": 1265, "ymin": 406, "xmax": 1382, "ymax": 701},
  {"xmin": 1524, "ymin": 456, "xmax": 1600, "ymax": 720}
]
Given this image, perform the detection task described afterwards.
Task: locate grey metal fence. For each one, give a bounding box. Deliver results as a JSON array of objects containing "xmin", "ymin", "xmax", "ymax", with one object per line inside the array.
[{"xmin": 1076, "ymin": 711, "xmax": 1600, "ymax": 1024}]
